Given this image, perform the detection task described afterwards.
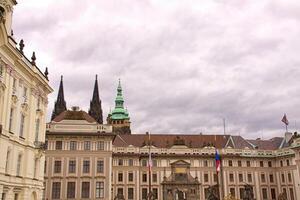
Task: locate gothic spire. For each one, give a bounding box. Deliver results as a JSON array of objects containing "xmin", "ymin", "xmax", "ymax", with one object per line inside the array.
[
  {"xmin": 88, "ymin": 75, "xmax": 103, "ymax": 124},
  {"xmin": 51, "ymin": 76, "xmax": 67, "ymax": 120}
]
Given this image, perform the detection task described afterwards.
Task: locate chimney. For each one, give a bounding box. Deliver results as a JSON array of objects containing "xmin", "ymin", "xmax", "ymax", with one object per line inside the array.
[{"xmin": 71, "ymin": 106, "xmax": 80, "ymax": 111}]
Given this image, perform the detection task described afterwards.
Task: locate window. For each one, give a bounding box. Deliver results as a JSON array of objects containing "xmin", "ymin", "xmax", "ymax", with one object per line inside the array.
[
  {"xmin": 230, "ymin": 188, "xmax": 235, "ymax": 197},
  {"xmin": 204, "ymin": 188, "xmax": 209, "ymax": 199},
  {"xmin": 239, "ymin": 173, "xmax": 243, "ymax": 182},
  {"xmin": 81, "ymin": 182, "xmax": 90, "ymax": 198},
  {"xmin": 213, "ymin": 173, "xmax": 217, "ymax": 182},
  {"xmin": 280, "ymin": 160, "xmax": 283, "ymax": 167},
  {"xmin": 128, "ymin": 172, "xmax": 133, "ymax": 182},
  {"xmin": 281, "ymin": 173, "xmax": 285, "ymax": 182},
  {"xmin": 268, "ymin": 161, "xmax": 272, "ymax": 167},
  {"xmin": 152, "ymin": 160, "xmax": 157, "ymax": 167},
  {"xmin": 238, "ymin": 160, "xmax": 242, "ymax": 167},
  {"xmin": 118, "ymin": 159, "xmax": 123, "ymax": 166},
  {"xmin": 19, "ymin": 114, "xmax": 25, "ymax": 138},
  {"xmin": 16, "ymin": 154, "xmax": 22, "ymax": 176},
  {"xmin": 141, "ymin": 160, "xmax": 147, "ymax": 166},
  {"xmin": 9, "ymin": 108, "xmax": 14, "ymax": 132},
  {"xmin": 5, "ymin": 150, "xmax": 10, "ymax": 173},
  {"xmin": 288, "ymin": 173, "xmax": 292, "ymax": 182},
  {"xmin": 260, "ymin": 161, "xmax": 264, "ymax": 167},
  {"xmin": 34, "ymin": 119, "xmax": 40, "ymax": 142},
  {"xmin": 84, "ymin": 141, "xmax": 91, "ymax": 150},
  {"xmin": 261, "ymin": 174, "xmax": 266, "ymax": 182},
  {"xmin": 54, "ymin": 160, "xmax": 61, "ymax": 173},
  {"xmin": 229, "ymin": 173, "xmax": 234, "ymax": 182},
  {"xmin": 44, "ymin": 160, "xmax": 47, "ymax": 174},
  {"xmin": 228, "ymin": 160, "xmax": 232, "ymax": 167},
  {"xmin": 270, "ymin": 174, "xmax": 274, "ymax": 183},
  {"xmin": 70, "ymin": 141, "xmax": 77, "ymax": 150},
  {"xmin": 142, "ymin": 188, "xmax": 147, "ymax": 200},
  {"xmin": 271, "ymin": 188, "xmax": 276, "ymax": 200},
  {"xmin": 52, "ymin": 182, "xmax": 61, "ymax": 199},
  {"xmin": 69, "ymin": 160, "xmax": 76, "ymax": 173},
  {"xmin": 246, "ymin": 160, "xmax": 251, "ymax": 167},
  {"xmin": 97, "ymin": 141, "xmax": 104, "ymax": 150},
  {"xmin": 128, "ymin": 188, "xmax": 134, "ymax": 200},
  {"xmin": 239, "ymin": 188, "xmax": 245, "ymax": 199},
  {"xmin": 262, "ymin": 188, "xmax": 268, "ymax": 200},
  {"xmin": 142, "ymin": 173, "xmax": 147, "ymax": 182},
  {"xmin": 290, "ymin": 188, "xmax": 294, "ymax": 200},
  {"xmin": 153, "ymin": 173, "xmax": 157, "ymax": 182},
  {"xmin": 204, "ymin": 173, "xmax": 209, "ymax": 182},
  {"xmin": 247, "ymin": 173, "xmax": 252, "ymax": 182},
  {"xmin": 128, "ymin": 159, "xmax": 133, "ymax": 166},
  {"xmin": 203, "ymin": 160, "xmax": 208, "ymax": 167},
  {"xmin": 83, "ymin": 160, "xmax": 90, "ymax": 173},
  {"xmin": 96, "ymin": 181, "xmax": 104, "ymax": 198},
  {"xmin": 55, "ymin": 141, "xmax": 62, "ymax": 150},
  {"xmin": 117, "ymin": 188, "xmax": 123, "ymax": 195},
  {"xmin": 118, "ymin": 173, "xmax": 123, "ymax": 182},
  {"xmin": 286, "ymin": 159, "xmax": 290, "ymax": 166},
  {"xmin": 153, "ymin": 188, "xmax": 158, "ymax": 200},
  {"xmin": 67, "ymin": 182, "xmax": 76, "ymax": 198},
  {"xmin": 97, "ymin": 160, "xmax": 104, "ymax": 173}
]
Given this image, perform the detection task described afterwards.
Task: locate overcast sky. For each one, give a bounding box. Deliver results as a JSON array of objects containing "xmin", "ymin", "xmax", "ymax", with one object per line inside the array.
[{"xmin": 12, "ymin": 0, "xmax": 300, "ymax": 139}]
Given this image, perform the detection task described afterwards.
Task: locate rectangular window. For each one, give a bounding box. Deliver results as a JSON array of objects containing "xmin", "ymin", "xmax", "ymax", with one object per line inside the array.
[
  {"xmin": 271, "ymin": 188, "xmax": 276, "ymax": 200},
  {"xmin": 84, "ymin": 141, "xmax": 91, "ymax": 150},
  {"xmin": 268, "ymin": 161, "xmax": 272, "ymax": 167},
  {"xmin": 19, "ymin": 114, "xmax": 25, "ymax": 138},
  {"xmin": 70, "ymin": 141, "xmax": 77, "ymax": 150},
  {"xmin": 260, "ymin": 161, "xmax": 264, "ymax": 167},
  {"xmin": 230, "ymin": 188, "xmax": 235, "ymax": 197},
  {"xmin": 204, "ymin": 173, "xmax": 209, "ymax": 182},
  {"xmin": 239, "ymin": 188, "xmax": 245, "ymax": 199},
  {"xmin": 153, "ymin": 188, "xmax": 158, "ymax": 200},
  {"xmin": 9, "ymin": 108, "xmax": 14, "ymax": 132},
  {"xmin": 67, "ymin": 182, "xmax": 76, "ymax": 198},
  {"xmin": 270, "ymin": 174, "xmax": 274, "ymax": 183},
  {"xmin": 128, "ymin": 188, "xmax": 134, "ymax": 200},
  {"xmin": 239, "ymin": 173, "xmax": 243, "ymax": 182},
  {"xmin": 52, "ymin": 182, "xmax": 61, "ymax": 199},
  {"xmin": 142, "ymin": 173, "xmax": 147, "ymax": 182},
  {"xmin": 44, "ymin": 160, "xmax": 47, "ymax": 174},
  {"xmin": 142, "ymin": 188, "xmax": 147, "ymax": 200},
  {"xmin": 213, "ymin": 173, "xmax": 217, "ymax": 182},
  {"xmin": 97, "ymin": 160, "xmax": 104, "ymax": 173},
  {"xmin": 141, "ymin": 160, "xmax": 147, "ymax": 166},
  {"xmin": 247, "ymin": 173, "xmax": 252, "ymax": 182},
  {"xmin": 117, "ymin": 188, "xmax": 123, "ymax": 196},
  {"xmin": 262, "ymin": 188, "xmax": 268, "ymax": 200},
  {"xmin": 286, "ymin": 159, "xmax": 290, "ymax": 166},
  {"xmin": 55, "ymin": 141, "xmax": 62, "ymax": 150},
  {"xmin": 96, "ymin": 181, "xmax": 104, "ymax": 198},
  {"xmin": 238, "ymin": 160, "xmax": 242, "ymax": 167},
  {"xmin": 82, "ymin": 160, "xmax": 90, "ymax": 173},
  {"xmin": 261, "ymin": 174, "xmax": 266, "ymax": 182},
  {"xmin": 118, "ymin": 173, "xmax": 123, "ymax": 182},
  {"xmin": 16, "ymin": 154, "xmax": 22, "ymax": 176},
  {"xmin": 288, "ymin": 173, "xmax": 292, "ymax": 182},
  {"xmin": 81, "ymin": 182, "xmax": 90, "ymax": 198},
  {"xmin": 152, "ymin": 160, "xmax": 157, "ymax": 167},
  {"xmin": 128, "ymin": 172, "xmax": 133, "ymax": 182},
  {"xmin": 34, "ymin": 119, "xmax": 40, "ymax": 142},
  {"xmin": 153, "ymin": 173, "xmax": 157, "ymax": 182},
  {"xmin": 280, "ymin": 160, "xmax": 283, "ymax": 167},
  {"xmin": 69, "ymin": 160, "xmax": 76, "ymax": 173},
  {"xmin": 246, "ymin": 160, "xmax": 251, "ymax": 167},
  {"xmin": 290, "ymin": 188, "xmax": 294, "ymax": 200},
  {"xmin": 281, "ymin": 173, "xmax": 285, "ymax": 182},
  {"xmin": 5, "ymin": 150, "xmax": 10, "ymax": 173},
  {"xmin": 229, "ymin": 173, "xmax": 234, "ymax": 182},
  {"xmin": 128, "ymin": 159, "xmax": 133, "ymax": 166},
  {"xmin": 97, "ymin": 141, "xmax": 104, "ymax": 150},
  {"xmin": 118, "ymin": 159, "xmax": 123, "ymax": 166},
  {"xmin": 228, "ymin": 160, "xmax": 233, "ymax": 167},
  {"xmin": 204, "ymin": 160, "xmax": 208, "ymax": 167},
  {"xmin": 54, "ymin": 160, "xmax": 61, "ymax": 173}
]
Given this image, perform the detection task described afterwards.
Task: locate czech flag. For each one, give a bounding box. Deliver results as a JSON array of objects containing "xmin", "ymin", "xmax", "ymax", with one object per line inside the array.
[{"xmin": 215, "ymin": 150, "xmax": 221, "ymax": 173}]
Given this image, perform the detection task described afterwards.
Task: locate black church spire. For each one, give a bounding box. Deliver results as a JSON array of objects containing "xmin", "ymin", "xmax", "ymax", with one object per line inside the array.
[
  {"xmin": 51, "ymin": 76, "xmax": 67, "ymax": 120},
  {"xmin": 88, "ymin": 75, "xmax": 103, "ymax": 124}
]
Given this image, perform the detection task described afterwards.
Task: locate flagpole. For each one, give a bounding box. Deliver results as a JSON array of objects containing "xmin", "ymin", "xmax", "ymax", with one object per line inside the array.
[{"xmin": 147, "ymin": 132, "xmax": 152, "ymax": 200}]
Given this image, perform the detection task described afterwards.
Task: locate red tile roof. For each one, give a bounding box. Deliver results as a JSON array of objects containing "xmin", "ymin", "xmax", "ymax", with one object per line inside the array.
[{"xmin": 52, "ymin": 110, "xmax": 97, "ymax": 123}]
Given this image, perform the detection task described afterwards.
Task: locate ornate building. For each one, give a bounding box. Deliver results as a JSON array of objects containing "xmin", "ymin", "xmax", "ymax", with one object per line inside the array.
[{"xmin": 0, "ymin": 1, "xmax": 53, "ymax": 199}]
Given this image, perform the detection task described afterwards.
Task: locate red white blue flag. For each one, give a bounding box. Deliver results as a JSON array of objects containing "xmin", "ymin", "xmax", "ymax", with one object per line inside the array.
[{"xmin": 215, "ymin": 150, "xmax": 221, "ymax": 173}]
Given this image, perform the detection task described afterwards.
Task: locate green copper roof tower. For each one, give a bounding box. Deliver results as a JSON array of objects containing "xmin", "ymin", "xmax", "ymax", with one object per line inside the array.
[{"xmin": 108, "ymin": 79, "xmax": 131, "ymax": 134}]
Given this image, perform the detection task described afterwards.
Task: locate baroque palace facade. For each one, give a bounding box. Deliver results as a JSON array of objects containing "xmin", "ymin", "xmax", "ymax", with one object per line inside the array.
[
  {"xmin": 44, "ymin": 77, "xmax": 300, "ymax": 200},
  {"xmin": 0, "ymin": 0, "xmax": 52, "ymax": 200}
]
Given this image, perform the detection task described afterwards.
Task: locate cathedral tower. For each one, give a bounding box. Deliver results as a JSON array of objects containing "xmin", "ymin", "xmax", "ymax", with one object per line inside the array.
[
  {"xmin": 107, "ymin": 79, "xmax": 131, "ymax": 134},
  {"xmin": 51, "ymin": 76, "xmax": 67, "ymax": 120},
  {"xmin": 88, "ymin": 75, "xmax": 103, "ymax": 124}
]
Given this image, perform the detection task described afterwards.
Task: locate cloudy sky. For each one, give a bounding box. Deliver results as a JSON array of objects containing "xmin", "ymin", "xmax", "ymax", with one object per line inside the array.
[{"xmin": 12, "ymin": 0, "xmax": 300, "ymax": 139}]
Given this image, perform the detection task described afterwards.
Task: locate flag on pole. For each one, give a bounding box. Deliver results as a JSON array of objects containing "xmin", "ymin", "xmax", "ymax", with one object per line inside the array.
[
  {"xmin": 215, "ymin": 150, "xmax": 221, "ymax": 173},
  {"xmin": 281, "ymin": 114, "xmax": 289, "ymax": 126}
]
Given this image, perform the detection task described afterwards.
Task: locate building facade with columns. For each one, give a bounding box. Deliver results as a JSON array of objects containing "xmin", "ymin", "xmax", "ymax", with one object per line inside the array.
[{"xmin": 0, "ymin": 0, "xmax": 53, "ymax": 199}]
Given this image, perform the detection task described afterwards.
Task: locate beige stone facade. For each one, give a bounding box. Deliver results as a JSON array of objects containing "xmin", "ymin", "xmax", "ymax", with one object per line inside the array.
[
  {"xmin": 0, "ymin": 1, "xmax": 52, "ymax": 199},
  {"xmin": 45, "ymin": 109, "xmax": 114, "ymax": 200}
]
